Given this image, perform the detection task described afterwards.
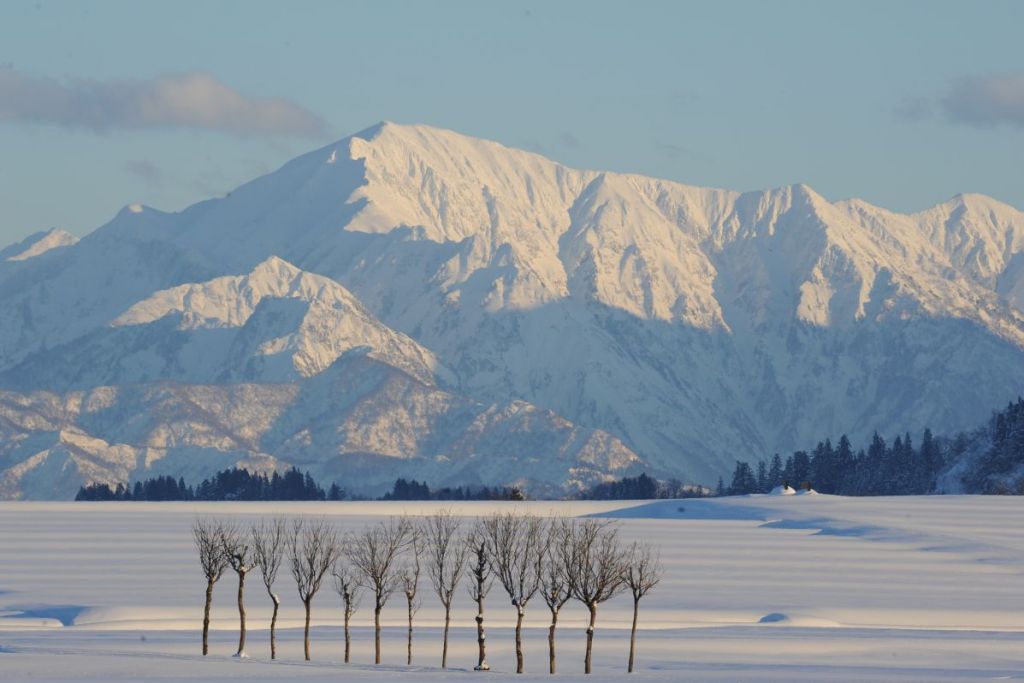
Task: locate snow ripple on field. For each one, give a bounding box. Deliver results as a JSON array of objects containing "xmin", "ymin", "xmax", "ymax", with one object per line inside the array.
[{"xmin": 2, "ymin": 496, "xmax": 1024, "ymax": 680}]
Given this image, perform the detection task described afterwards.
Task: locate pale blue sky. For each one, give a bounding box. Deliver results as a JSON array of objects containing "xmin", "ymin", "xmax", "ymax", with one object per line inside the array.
[{"xmin": 1, "ymin": 0, "xmax": 1022, "ymax": 245}]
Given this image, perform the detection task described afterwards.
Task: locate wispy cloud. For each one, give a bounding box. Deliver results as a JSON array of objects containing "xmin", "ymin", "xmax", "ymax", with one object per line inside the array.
[
  {"xmin": 559, "ymin": 131, "xmax": 582, "ymax": 149},
  {"xmin": 653, "ymin": 140, "xmax": 712, "ymax": 165},
  {"xmin": 941, "ymin": 72, "xmax": 1024, "ymax": 128},
  {"xmin": 0, "ymin": 68, "xmax": 327, "ymax": 137},
  {"xmin": 123, "ymin": 160, "xmax": 162, "ymax": 186}
]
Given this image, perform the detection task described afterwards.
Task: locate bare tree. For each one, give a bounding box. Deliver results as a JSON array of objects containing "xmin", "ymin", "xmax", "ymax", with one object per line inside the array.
[
  {"xmin": 424, "ymin": 511, "xmax": 468, "ymax": 669},
  {"xmin": 401, "ymin": 534, "xmax": 423, "ymax": 665},
  {"xmin": 349, "ymin": 516, "xmax": 413, "ymax": 664},
  {"xmin": 193, "ymin": 518, "xmax": 228, "ymax": 656},
  {"xmin": 219, "ymin": 522, "xmax": 255, "ymax": 658},
  {"xmin": 540, "ymin": 519, "xmax": 571, "ymax": 674},
  {"xmin": 559, "ymin": 519, "xmax": 629, "ymax": 674},
  {"xmin": 332, "ymin": 556, "xmax": 362, "ymax": 664},
  {"xmin": 622, "ymin": 542, "xmax": 662, "ymax": 673},
  {"xmin": 289, "ymin": 518, "xmax": 342, "ymax": 661},
  {"xmin": 251, "ymin": 516, "xmax": 287, "ymax": 660},
  {"xmin": 482, "ymin": 512, "xmax": 545, "ymax": 674},
  {"xmin": 466, "ymin": 523, "xmax": 493, "ymax": 671}
]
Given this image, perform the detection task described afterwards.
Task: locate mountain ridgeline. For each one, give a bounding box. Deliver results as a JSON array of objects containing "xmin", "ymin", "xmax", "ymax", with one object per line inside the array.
[{"xmin": 2, "ymin": 122, "xmax": 1024, "ymax": 499}]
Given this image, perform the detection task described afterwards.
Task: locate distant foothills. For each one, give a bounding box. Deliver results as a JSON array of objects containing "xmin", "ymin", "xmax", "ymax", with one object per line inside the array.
[{"xmin": 76, "ymin": 397, "xmax": 1024, "ymax": 501}]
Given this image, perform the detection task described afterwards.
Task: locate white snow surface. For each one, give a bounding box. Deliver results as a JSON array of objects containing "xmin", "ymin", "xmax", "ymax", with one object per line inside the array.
[
  {"xmin": 0, "ymin": 228, "xmax": 78, "ymax": 262},
  {"xmin": 2, "ymin": 122, "xmax": 1024, "ymax": 494},
  {"xmin": 1, "ymin": 495, "xmax": 1024, "ymax": 681}
]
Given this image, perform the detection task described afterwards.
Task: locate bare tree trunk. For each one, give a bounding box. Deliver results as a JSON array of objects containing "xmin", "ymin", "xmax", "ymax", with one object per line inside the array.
[
  {"xmin": 474, "ymin": 596, "xmax": 489, "ymax": 670},
  {"xmin": 303, "ymin": 598, "xmax": 312, "ymax": 661},
  {"xmin": 548, "ymin": 607, "xmax": 559, "ymax": 674},
  {"xmin": 584, "ymin": 603, "xmax": 597, "ymax": 674},
  {"xmin": 374, "ymin": 605, "xmax": 382, "ymax": 664},
  {"xmin": 442, "ymin": 604, "xmax": 451, "ymax": 668},
  {"xmin": 344, "ymin": 608, "xmax": 351, "ymax": 663},
  {"xmin": 235, "ymin": 570, "xmax": 247, "ymax": 657},
  {"xmin": 407, "ymin": 598, "xmax": 414, "ymax": 666},
  {"xmin": 628, "ymin": 597, "xmax": 639, "ymax": 673},
  {"xmin": 514, "ymin": 604, "xmax": 525, "ymax": 673},
  {"xmin": 202, "ymin": 578, "xmax": 214, "ymax": 656},
  {"xmin": 269, "ymin": 594, "xmax": 279, "ymax": 660}
]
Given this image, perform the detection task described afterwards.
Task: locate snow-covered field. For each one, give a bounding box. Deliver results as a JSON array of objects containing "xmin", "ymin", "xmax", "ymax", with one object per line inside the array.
[{"xmin": 2, "ymin": 495, "xmax": 1024, "ymax": 681}]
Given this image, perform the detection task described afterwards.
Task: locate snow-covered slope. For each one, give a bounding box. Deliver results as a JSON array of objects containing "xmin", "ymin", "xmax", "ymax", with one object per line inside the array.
[
  {"xmin": 0, "ymin": 227, "xmax": 78, "ymax": 262},
  {"xmin": 2, "ymin": 121, "xmax": 1024, "ymax": 494},
  {"xmin": 0, "ymin": 355, "xmax": 641, "ymax": 499},
  {"xmin": 2, "ymin": 256, "xmax": 451, "ymax": 389}
]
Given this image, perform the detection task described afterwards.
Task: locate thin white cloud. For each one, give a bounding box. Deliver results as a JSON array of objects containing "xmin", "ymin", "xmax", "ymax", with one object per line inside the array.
[
  {"xmin": 0, "ymin": 68, "xmax": 327, "ymax": 137},
  {"xmin": 941, "ymin": 72, "xmax": 1024, "ymax": 128}
]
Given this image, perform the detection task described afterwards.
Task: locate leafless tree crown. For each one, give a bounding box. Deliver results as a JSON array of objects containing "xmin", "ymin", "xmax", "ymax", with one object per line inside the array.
[
  {"xmin": 541, "ymin": 519, "xmax": 571, "ymax": 612},
  {"xmin": 623, "ymin": 542, "xmax": 662, "ymax": 601},
  {"xmin": 219, "ymin": 521, "xmax": 253, "ymax": 574},
  {"xmin": 559, "ymin": 519, "xmax": 629, "ymax": 607},
  {"xmin": 333, "ymin": 556, "xmax": 363, "ymax": 612},
  {"xmin": 289, "ymin": 518, "xmax": 342, "ymax": 602},
  {"xmin": 193, "ymin": 518, "xmax": 228, "ymax": 582},
  {"xmin": 482, "ymin": 512, "xmax": 545, "ymax": 608},
  {"xmin": 466, "ymin": 523, "xmax": 493, "ymax": 603},
  {"xmin": 402, "ymin": 533, "xmax": 423, "ymax": 614},
  {"xmin": 348, "ymin": 516, "xmax": 414, "ymax": 608},
  {"xmin": 425, "ymin": 510, "xmax": 468, "ymax": 608},
  {"xmin": 251, "ymin": 517, "xmax": 287, "ymax": 591}
]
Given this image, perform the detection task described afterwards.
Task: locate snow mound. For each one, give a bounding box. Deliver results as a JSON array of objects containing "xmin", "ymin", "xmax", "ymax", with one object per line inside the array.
[
  {"xmin": 758, "ymin": 612, "xmax": 840, "ymax": 627},
  {"xmin": 796, "ymin": 488, "xmax": 820, "ymax": 495},
  {"xmin": 770, "ymin": 485, "xmax": 797, "ymax": 496}
]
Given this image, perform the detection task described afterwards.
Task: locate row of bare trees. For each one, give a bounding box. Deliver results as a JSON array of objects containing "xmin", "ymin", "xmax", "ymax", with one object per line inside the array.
[{"xmin": 192, "ymin": 512, "xmax": 660, "ymax": 674}]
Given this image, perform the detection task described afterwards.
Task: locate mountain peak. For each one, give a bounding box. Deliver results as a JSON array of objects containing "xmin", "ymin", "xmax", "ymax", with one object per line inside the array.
[
  {"xmin": 108, "ymin": 257, "xmax": 452, "ymax": 385},
  {"xmin": 1, "ymin": 227, "xmax": 79, "ymax": 262}
]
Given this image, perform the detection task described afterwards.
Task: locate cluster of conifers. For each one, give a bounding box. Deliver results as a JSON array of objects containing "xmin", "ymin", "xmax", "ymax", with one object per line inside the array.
[{"xmin": 193, "ymin": 512, "xmax": 660, "ymax": 675}]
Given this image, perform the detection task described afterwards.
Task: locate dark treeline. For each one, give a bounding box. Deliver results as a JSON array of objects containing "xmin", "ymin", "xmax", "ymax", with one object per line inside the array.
[
  {"xmin": 74, "ymin": 470, "xmax": 523, "ymax": 503},
  {"xmin": 723, "ymin": 430, "xmax": 947, "ymax": 496},
  {"xmin": 75, "ymin": 467, "xmax": 341, "ymax": 501},
  {"xmin": 962, "ymin": 397, "xmax": 1024, "ymax": 493},
  {"xmin": 73, "ymin": 397, "xmax": 1024, "ymax": 501},
  {"xmin": 580, "ymin": 473, "xmax": 709, "ymax": 500},
  {"xmin": 379, "ymin": 477, "xmax": 526, "ymax": 501},
  {"xmin": 723, "ymin": 398, "xmax": 1024, "ymax": 496}
]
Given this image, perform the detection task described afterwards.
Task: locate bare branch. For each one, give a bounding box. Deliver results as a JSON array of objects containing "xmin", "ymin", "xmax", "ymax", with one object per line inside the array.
[
  {"xmin": 481, "ymin": 512, "xmax": 545, "ymax": 609},
  {"xmin": 251, "ymin": 516, "xmax": 287, "ymax": 594},
  {"xmin": 348, "ymin": 515, "xmax": 414, "ymax": 664},
  {"xmin": 623, "ymin": 542, "xmax": 662, "ymax": 602},
  {"xmin": 289, "ymin": 518, "xmax": 341, "ymax": 602},
  {"xmin": 481, "ymin": 512, "xmax": 545, "ymax": 673},
  {"xmin": 252, "ymin": 516, "xmax": 287, "ymax": 659},
  {"xmin": 557, "ymin": 518, "xmax": 629, "ymax": 674},
  {"xmin": 541, "ymin": 519, "xmax": 571, "ymax": 613},
  {"xmin": 193, "ymin": 517, "xmax": 228, "ymax": 583},
  {"xmin": 425, "ymin": 511, "xmax": 468, "ymax": 609},
  {"xmin": 288, "ymin": 517, "xmax": 341, "ymax": 660}
]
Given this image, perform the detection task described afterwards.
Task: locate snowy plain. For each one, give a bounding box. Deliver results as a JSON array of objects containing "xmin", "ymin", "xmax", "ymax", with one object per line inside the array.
[{"xmin": 1, "ymin": 495, "xmax": 1024, "ymax": 681}]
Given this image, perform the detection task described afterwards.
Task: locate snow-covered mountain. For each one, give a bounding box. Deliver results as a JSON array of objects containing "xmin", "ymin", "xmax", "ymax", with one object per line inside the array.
[
  {"xmin": 0, "ymin": 228, "xmax": 78, "ymax": 263},
  {"xmin": 2, "ymin": 121, "xmax": 1023, "ymax": 497}
]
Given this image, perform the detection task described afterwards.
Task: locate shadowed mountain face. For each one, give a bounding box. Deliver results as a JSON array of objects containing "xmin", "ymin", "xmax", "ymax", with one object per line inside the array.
[{"xmin": 2, "ymin": 122, "xmax": 1023, "ymax": 497}]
